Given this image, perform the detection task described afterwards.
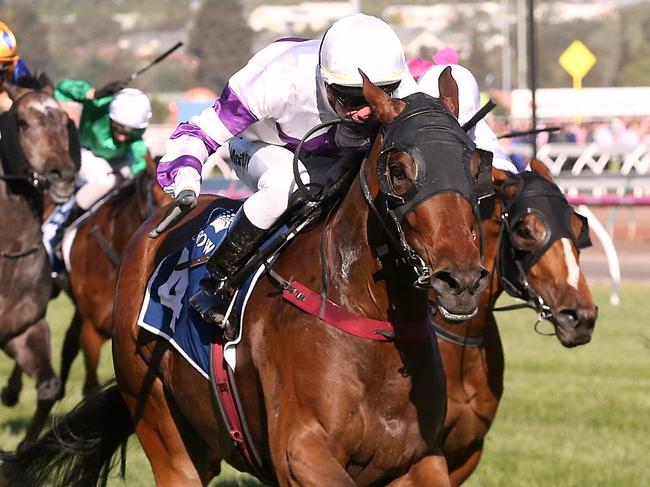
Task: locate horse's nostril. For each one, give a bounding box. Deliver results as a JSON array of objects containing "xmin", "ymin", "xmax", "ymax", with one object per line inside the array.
[
  {"xmin": 47, "ymin": 169, "xmax": 62, "ymax": 181},
  {"xmin": 432, "ymin": 270, "xmax": 458, "ymax": 291}
]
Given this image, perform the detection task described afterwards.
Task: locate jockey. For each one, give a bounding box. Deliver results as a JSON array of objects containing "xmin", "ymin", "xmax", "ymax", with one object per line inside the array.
[
  {"xmin": 44, "ymin": 82, "xmax": 151, "ymax": 279},
  {"xmin": 53, "ymin": 82, "xmax": 151, "ymax": 213},
  {"xmin": 156, "ymin": 13, "xmax": 418, "ymax": 326},
  {"xmin": 417, "ymin": 63, "xmax": 519, "ymax": 174},
  {"xmin": 0, "ymin": 21, "xmax": 31, "ymax": 86}
]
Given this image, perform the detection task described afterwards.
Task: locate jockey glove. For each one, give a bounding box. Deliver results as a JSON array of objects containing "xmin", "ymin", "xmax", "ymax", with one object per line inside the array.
[{"xmin": 94, "ymin": 80, "xmax": 127, "ymax": 99}]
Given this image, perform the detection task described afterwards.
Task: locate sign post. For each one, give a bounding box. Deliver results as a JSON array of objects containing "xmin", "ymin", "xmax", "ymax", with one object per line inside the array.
[{"xmin": 558, "ymin": 40, "xmax": 596, "ymax": 122}]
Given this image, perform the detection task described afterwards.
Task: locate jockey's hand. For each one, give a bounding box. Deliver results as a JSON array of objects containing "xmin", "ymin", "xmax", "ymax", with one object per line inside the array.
[
  {"xmin": 94, "ymin": 80, "xmax": 127, "ymax": 99},
  {"xmin": 163, "ymin": 166, "xmax": 202, "ymax": 199},
  {"xmin": 149, "ymin": 189, "xmax": 198, "ymax": 239}
]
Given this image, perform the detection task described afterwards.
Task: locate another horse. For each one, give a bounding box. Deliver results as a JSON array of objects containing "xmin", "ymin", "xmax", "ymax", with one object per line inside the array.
[
  {"xmin": 0, "ymin": 75, "xmax": 78, "ymax": 446},
  {"xmin": 58, "ymin": 154, "xmax": 170, "ymax": 396},
  {"xmin": 435, "ymin": 160, "xmax": 597, "ymax": 486},
  {"xmin": 0, "ymin": 68, "xmax": 491, "ymax": 486}
]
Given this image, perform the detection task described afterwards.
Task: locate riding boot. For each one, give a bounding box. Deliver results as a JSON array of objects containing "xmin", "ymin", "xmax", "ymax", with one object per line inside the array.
[
  {"xmin": 50, "ymin": 201, "xmax": 85, "ymax": 283},
  {"xmin": 189, "ymin": 209, "xmax": 267, "ymax": 326}
]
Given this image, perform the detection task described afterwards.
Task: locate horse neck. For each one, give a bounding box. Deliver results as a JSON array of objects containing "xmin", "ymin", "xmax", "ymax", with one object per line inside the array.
[
  {"xmin": 482, "ymin": 197, "xmax": 505, "ymax": 307},
  {"xmin": 319, "ymin": 174, "xmax": 429, "ymax": 323}
]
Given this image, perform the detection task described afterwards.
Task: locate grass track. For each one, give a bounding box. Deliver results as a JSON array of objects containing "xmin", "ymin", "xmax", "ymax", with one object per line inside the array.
[{"xmin": 0, "ymin": 284, "xmax": 647, "ymax": 486}]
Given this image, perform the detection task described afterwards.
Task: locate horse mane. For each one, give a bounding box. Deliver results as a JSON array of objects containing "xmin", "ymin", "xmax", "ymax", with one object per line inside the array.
[
  {"xmin": 14, "ymin": 72, "xmax": 51, "ymax": 91},
  {"xmin": 105, "ymin": 172, "xmax": 148, "ymax": 217}
]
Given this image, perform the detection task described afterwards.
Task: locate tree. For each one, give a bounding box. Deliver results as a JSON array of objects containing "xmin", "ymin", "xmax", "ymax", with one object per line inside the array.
[{"xmin": 188, "ymin": 0, "xmax": 253, "ymax": 92}]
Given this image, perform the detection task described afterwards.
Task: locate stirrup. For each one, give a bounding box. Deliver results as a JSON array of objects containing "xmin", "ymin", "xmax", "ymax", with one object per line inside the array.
[{"xmin": 189, "ymin": 287, "xmax": 229, "ymax": 327}]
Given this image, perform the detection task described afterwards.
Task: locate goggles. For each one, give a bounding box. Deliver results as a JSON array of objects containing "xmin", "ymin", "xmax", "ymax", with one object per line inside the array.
[
  {"xmin": 111, "ymin": 120, "xmax": 145, "ymax": 140},
  {"xmin": 327, "ymin": 81, "xmax": 401, "ymax": 110}
]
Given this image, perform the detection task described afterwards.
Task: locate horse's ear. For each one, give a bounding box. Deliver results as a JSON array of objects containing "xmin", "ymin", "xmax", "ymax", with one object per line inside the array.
[
  {"xmin": 530, "ymin": 158, "xmax": 553, "ymax": 182},
  {"xmin": 360, "ymin": 69, "xmax": 405, "ymax": 123},
  {"xmin": 38, "ymin": 73, "xmax": 54, "ymax": 95},
  {"xmin": 438, "ymin": 66, "xmax": 459, "ymax": 119},
  {"xmin": 493, "ymin": 167, "xmax": 522, "ymax": 201},
  {"xmin": 0, "ymin": 78, "xmax": 29, "ymax": 101}
]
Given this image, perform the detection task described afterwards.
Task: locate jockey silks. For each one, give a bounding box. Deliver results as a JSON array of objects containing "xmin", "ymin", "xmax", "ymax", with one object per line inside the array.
[{"xmin": 156, "ymin": 38, "xmax": 419, "ymax": 189}]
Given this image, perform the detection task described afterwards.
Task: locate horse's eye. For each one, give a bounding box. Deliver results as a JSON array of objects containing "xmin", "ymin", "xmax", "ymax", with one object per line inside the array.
[
  {"xmin": 515, "ymin": 225, "xmax": 533, "ymax": 240},
  {"xmin": 16, "ymin": 118, "xmax": 29, "ymax": 130},
  {"xmin": 389, "ymin": 163, "xmax": 406, "ymax": 180}
]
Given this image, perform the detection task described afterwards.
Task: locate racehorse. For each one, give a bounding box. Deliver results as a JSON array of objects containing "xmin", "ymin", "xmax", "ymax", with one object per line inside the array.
[
  {"xmin": 58, "ymin": 154, "xmax": 171, "ymax": 396},
  {"xmin": 0, "ymin": 68, "xmax": 491, "ymax": 486},
  {"xmin": 435, "ymin": 160, "xmax": 597, "ymax": 486},
  {"xmin": 0, "ymin": 75, "xmax": 78, "ymax": 447}
]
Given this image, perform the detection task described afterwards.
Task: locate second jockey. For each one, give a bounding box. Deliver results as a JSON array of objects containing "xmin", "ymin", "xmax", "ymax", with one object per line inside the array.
[
  {"xmin": 156, "ymin": 13, "xmax": 418, "ymax": 326},
  {"xmin": 44, "ymin": 82, "xmax": 152, "ymax": 280}
]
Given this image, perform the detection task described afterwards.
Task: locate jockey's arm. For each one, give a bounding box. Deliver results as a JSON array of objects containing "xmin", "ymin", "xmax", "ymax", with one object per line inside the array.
[
  {"xmin": 157, "ymin": 64, "xmax": 272, "ymax": 198},
  {"xmin": 128, "ymin": 139, "xmax": 148, "ymax": 176},
  {"xmin": 54, "ymin": 79, "xmax": 98, "ymax": 103}
]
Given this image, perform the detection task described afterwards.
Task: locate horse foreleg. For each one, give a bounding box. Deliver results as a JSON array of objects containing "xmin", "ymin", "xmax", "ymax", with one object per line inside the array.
[
  {"xmin": 59, "ymin": 308, "xmax": 82, "ymax": 399},
  {"xmin": 386, "ymin": 454, "xmax": 451, "ymax": 487},
  {"xmin": 281, "ymin": 429, "xmax": 356, "ymax": 487},
  {"xmin": 3, "ymin": 319, "xmax": 60, "ymax": 448},
  {"xmin": 0, "ymin": 363, "xmax": 23, "ymax": 407},
  {"xmin": 79, "ymin": 316, "xmax": 106, "ymax": 395}
]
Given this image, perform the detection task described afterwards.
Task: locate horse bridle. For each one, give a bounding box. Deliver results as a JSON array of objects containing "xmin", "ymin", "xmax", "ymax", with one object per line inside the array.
[
  {"xmin": 358, "ymin": 93, "xmax": 498, "ymax": 288},
  {"xmin": 494, "ymin": 173, "xmax": 592, "ymax": 324}
]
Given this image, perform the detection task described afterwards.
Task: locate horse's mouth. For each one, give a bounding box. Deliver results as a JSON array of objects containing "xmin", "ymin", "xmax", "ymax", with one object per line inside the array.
[
  {"xmin": 437, "ymin": 304, "xmax": 479, "ymax": 322},
  {"xmin": 48, "ymin": 183, "xmax": 75, "ymax": 203}
]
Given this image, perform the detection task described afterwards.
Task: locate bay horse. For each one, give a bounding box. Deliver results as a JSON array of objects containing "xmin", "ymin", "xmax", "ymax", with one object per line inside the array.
[
  {"xmin": 58, "ymin": 153, "xmax": 171, "ymax": 396},
  {"xmin": 0, "ymin": 75, "xmax": 78, "ymax": 446},
  {"xmin": 435, "ymin": 159, "xmax": 597, "ymax": 486},
  {"xmin": 0, "ymin": 68, "xmax": 491, "ymax": 486}
]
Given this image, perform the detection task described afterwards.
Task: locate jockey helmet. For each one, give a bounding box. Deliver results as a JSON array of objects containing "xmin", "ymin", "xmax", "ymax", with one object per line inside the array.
[
  {"xmin": 0, "ymin": 21, "xmax": 18, "ymax": 64},
  {"xmin": 319, "ymin": 14, "xmax": 407, "ymax": 88},
  {"xmin": 418, "ymin": 64, "xmax": 480, "ymax": 127},
  {"xmin": 109, "ymin": 88, "xmax": 152, "ymax": 129}
]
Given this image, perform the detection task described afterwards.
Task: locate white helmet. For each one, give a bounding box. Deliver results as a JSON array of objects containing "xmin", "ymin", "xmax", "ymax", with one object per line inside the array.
[
  {"xmin": 109, "ymin": 88, "xmax": 152, "ymax": 129},
  {"xmin": 417, "ymin": 64, "xmax": 480, "ymax": 126},
  {"xmin": 319, "ymin": 14, "xmax": 407, "ymax": 87}
]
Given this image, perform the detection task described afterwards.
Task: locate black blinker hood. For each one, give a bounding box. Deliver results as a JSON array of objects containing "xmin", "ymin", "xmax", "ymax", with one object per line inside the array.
[{"xmin": 377, "ymin": 92, "xmax": 478, "ymax": 221}]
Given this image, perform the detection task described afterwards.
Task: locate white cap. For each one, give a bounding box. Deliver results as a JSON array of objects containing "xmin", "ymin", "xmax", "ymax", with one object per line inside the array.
[
  {"xmin": 417, "ymin": 64, "xmax": 480, "ymax": 126},
  {"xmin": 319, "ymin": 14, "xmax": 407, "ymax": 87},
  {"xmin": 418, "ymin": 64, "xmax": 519, "ymax": 173},
  {"xmin": 109, "ymin": 88, "xmax": 152, "ymax": 129}
]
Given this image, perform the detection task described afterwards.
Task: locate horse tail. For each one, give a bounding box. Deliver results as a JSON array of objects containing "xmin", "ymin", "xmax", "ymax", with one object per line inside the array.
[{"xmin": 0, "ymin": 383, "xmax": 133, "ymax": 487}]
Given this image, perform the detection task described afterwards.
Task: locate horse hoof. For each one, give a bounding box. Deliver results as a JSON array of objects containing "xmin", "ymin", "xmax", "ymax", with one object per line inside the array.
[{"xmin": 1, "ymin": 387, "xmax": 19, "ymax": 407}]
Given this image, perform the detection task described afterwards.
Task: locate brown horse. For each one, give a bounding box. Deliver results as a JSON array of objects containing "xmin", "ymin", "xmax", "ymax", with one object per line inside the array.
[
  {"xmin": 0, "ymin": 68, "xmax": 492, "ymax": 486},
  {"xmin": 0, "ymin": 75, "xmax": 78, "ymax": 446},
  {"xmin": 58, "ymin": 154, "xmax": 170, "ymax": 396},
  {"xmin": 435, "ymin": 160, "xmax": 597, "ymax": 486}
]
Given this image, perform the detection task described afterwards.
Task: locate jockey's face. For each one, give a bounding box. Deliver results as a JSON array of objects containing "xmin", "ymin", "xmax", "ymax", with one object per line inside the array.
[
  {"xmin": 326, "ymin": 81, "xmax": 400, "ymax": 122},
  {"xmin": 111, "ymin": 120, "xmax": 145, "ymax": 143}
]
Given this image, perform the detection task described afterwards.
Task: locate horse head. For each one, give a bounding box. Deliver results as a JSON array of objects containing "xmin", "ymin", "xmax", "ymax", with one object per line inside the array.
[
  {"xmin": 360, "ymin": 67, "xmax": 490, "ymax": 321},
  {"xmin": 494, "ymin": 160, "xmax": 597, "ymax": 347},
  {"xmin": 1, "ymin": 74, "xmax": 77, "ymax": 203}
]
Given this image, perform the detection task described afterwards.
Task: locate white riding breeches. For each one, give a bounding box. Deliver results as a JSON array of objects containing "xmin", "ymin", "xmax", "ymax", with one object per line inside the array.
[
  {"xmin": 228, "ymin": 138, "xmax": 310, "ymax": 230},
  {"xmin": 75, "ymin": 148, "xmax": 127, "ymax": 210}
]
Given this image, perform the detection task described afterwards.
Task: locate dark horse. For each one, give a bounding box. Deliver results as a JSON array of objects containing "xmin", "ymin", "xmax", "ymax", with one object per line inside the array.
[
  {"xmin": 58, "ymin": 153, "xmax": 170, "ymax": 396},
  {"xmin": 0, "ymin": 75, "xmax": 78, "ymax": 446},
  {"xmin": 0, "ymin": 69, "xmax": 491, "ymax": 486},
  {"xmin": 436, "ymin": 160, "xmax": 597, "ymax": 486}
]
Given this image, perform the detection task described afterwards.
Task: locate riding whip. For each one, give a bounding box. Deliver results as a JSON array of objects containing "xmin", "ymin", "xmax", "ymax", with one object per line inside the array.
[{"xmin": 124, "ymin": 41, "xmax": 183, "ymax": 83}]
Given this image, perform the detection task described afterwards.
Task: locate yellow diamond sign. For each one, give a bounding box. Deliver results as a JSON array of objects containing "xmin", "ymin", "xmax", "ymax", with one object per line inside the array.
[{"xmin": 559, "ymin": 40, "xmax": 596, "ymax": 81}]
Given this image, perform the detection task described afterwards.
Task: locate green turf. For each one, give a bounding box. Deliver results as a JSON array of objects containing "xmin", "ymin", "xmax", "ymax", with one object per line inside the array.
[{"xmin": 0, "ymin": 284, "xmax": 647, "ymax": 486}]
